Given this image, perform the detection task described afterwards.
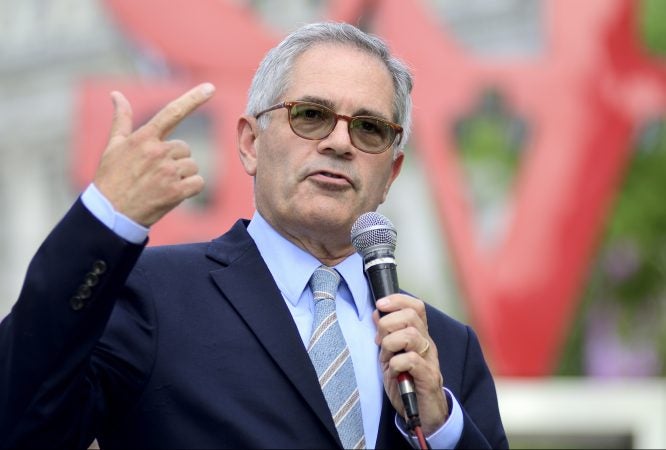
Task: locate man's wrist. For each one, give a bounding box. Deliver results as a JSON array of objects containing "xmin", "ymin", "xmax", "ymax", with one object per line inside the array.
[
  {"xmin": 81, "ymin": 183, "xmax": 149, "ymax": 244},
  {"xmin": 395, "ymin": 387, "xmax": 463, "ymax": 449}
]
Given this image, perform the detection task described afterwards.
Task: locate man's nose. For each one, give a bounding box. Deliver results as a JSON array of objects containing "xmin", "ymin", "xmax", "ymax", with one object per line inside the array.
[{"xmin": 319, "ymin": 117, "xmax": 356, "ymax": 157}]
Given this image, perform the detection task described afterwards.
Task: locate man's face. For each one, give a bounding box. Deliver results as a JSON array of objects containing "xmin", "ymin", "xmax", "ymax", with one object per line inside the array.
[{"xmin": 239, "ymin": 43, "xmax": 404, "ymax": 252}]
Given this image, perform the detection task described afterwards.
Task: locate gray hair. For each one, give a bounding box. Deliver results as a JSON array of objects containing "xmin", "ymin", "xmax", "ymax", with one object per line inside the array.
[{"xmin": 245, "ymin": 22, "xmax": 413, "ymax": 153}]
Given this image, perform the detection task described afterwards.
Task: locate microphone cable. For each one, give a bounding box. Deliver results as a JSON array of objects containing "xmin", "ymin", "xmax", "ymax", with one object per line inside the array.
[{"xmin": 395, "ymin": 343, "xmax": 428, "ymax": 449}]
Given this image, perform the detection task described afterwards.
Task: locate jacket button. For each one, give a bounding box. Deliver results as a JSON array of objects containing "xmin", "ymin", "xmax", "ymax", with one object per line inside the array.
[
  {"xmin": 70, "ymin": 296, "xmax": 84, "ymax": 311},
  {"xmin": 84, "ymin": 273, "xmax": 99, "ymax": 287},
  {"xmin": 92, "ymin": 260, "xmax": 107, "ymax": 275},
  {"xmin": 77, "ymin": 284, "xmax": 92, "ymax": 299}
]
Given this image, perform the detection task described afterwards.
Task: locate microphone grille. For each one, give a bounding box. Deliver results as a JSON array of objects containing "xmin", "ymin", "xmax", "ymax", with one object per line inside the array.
[{"xmin": 350, "ymin": 212, "xmax": 397, "ymax": 256}]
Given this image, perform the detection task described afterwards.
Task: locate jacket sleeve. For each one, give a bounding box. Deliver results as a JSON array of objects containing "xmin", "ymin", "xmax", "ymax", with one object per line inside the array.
[
  {"xmin": 455, "ymin": 326, "xmax": 509, "ymax": 449},
  {"xmin": 424, "ymin": 304, "xmax": 508, "ymax": 449},
  {"xmin": 0, "ymin": 199, "xmax": 146, "ymax": 449}
]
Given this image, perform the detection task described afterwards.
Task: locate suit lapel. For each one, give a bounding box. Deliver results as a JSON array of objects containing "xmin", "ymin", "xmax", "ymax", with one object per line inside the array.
[{"xmin": 206, "ymin": 221, "xmax": 342, "ymax": 447}]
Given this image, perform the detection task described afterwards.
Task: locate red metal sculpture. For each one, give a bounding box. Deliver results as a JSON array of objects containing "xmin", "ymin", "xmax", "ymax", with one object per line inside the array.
[{"xmin": 73, "ymin": 0, "xmax": 666, "ymax": 375}]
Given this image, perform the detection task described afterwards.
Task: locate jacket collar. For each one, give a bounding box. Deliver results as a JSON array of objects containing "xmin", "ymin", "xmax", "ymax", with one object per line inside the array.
[{"xmin": 205, "ymin": 220, "xmax": 341, "ymax": 446}]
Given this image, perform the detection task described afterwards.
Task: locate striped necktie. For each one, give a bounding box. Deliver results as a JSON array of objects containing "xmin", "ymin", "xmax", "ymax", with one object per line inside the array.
[{"xmin": 307, "ymin": 265, "xmax": 366, "ymax": 449}]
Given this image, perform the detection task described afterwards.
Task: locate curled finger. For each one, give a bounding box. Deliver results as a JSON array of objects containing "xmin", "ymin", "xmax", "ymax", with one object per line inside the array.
[
  {"xmin": 175, "ymin": 157, "xmax": 199, "ymax": 179},
  {"xmin": 178, "ymin": 174, "xmax": 205, "ymax": 199},
  {"xmin": 165, "ymin": 139, "xmax": 191, "ymax": 160}
]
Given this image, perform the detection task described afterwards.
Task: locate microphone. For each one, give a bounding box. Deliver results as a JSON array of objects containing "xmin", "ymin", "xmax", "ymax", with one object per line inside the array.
[{"xmin": 350, "ymin": 212, "xmax": 421, "ymax": 430}]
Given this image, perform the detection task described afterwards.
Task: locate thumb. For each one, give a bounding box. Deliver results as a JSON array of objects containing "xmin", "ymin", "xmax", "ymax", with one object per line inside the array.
[{"xmin": 109, "ymin": 91, "xmax": 133, "ymax": 140}]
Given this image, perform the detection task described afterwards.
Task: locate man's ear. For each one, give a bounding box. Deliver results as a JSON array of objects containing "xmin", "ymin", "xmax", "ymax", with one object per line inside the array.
[
  {"xmin": 380, "ymin": 151, "xmax": 405, "ymax": 203},
  {"xmin": 237, "ymin": 116, "xmax": 258, "ymax": 176}
]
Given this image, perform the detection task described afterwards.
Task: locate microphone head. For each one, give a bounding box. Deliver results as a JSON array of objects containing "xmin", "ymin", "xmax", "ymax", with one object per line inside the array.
[{"xmin": 350, "ymin": 211, "xmax": 397, "ymax": 258}]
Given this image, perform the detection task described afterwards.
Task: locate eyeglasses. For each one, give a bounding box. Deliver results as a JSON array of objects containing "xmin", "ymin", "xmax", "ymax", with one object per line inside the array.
[{"xmin": 255, "ymin": 101, "xmax": 403, "ymax": 154}]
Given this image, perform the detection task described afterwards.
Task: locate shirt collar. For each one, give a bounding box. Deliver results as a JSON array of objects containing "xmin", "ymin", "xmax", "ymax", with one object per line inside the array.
[{"xmin": 247, "ymin": 211, "xmax": 372, "ymax": 320}]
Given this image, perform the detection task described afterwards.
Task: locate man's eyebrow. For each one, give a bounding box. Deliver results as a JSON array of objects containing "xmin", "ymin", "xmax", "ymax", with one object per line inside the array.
[
  {"xmin": 297, "ymin": 95, "xmax": 392, "ymax": 121},
  {"xmin": 298, "ymin": 95, "xmax": 335, "ymax": 110}
]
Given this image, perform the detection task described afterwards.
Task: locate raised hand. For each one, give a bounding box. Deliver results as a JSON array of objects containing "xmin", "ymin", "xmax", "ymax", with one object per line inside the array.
[{"xmin": 93, "ymin": 83, "xmax": 216, "ymax": 227}]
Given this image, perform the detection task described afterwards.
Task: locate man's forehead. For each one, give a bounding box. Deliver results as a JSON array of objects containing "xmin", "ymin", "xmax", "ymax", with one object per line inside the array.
[
  {"xmin": 286, "ymin": 43, "xmax": 395, "ymax": 116},
  {"xmin": 292, "ymin": 42, "xmax": 382, "ymax": 69}
]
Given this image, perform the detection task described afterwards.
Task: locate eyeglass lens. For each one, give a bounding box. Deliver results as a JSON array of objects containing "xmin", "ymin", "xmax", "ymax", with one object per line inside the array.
[{"xmin": 289, "ymin": 103, "xmax": 395, "ymax": 153}]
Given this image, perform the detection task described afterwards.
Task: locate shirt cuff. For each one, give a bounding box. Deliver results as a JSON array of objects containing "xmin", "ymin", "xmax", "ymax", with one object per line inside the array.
[
  {"xmin": 80, "ymin": 183, "xmax": 149, "ymax": 244},
  {"xmin": 395, "ymin": 387, "xmax": 463, "ymax": 449}
]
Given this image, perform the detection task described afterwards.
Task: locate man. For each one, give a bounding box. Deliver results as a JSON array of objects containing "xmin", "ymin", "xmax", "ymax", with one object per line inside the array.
[{"xmin": 0, "ymin": 22, "xmax": 507, "ymax": 449}]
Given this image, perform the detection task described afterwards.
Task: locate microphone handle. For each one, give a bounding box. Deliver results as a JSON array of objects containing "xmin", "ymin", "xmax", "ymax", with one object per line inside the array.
[
  {"xmin": 365, "ymin": 260, "xmax": 421, "ymax": 426},
  {"xmin": 366, "ymin": 262, "xmax": 399, "ymax": 305}
]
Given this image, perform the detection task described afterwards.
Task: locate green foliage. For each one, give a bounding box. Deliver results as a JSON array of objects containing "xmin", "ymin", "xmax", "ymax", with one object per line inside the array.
[
  {"xmin": 607, "ymin": 121, "xmax": 666, "ymax": 305},
  {"xmin": 640, "ymin": 0, "xmax": 666, "ymax": 56},
  {"xmin": 454, "ymin": 87, "xmax": 526, "ymax": 222},
  {"xmin": 456, "ymin": 88, "xmax": 524, "ymax": 173}
]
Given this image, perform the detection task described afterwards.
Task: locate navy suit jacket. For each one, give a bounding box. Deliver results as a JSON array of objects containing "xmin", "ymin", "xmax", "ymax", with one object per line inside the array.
[{"xmin": 0, "ymin": 200, "xmax": 507, "ymax": 449}]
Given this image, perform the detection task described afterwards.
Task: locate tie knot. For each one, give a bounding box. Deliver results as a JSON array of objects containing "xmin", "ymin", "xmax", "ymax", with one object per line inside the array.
[{"xmin": 309, "ymin": 265, "xmax": 340, "ymax": 301}]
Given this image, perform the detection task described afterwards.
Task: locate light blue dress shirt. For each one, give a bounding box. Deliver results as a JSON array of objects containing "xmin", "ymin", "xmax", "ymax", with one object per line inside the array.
[
  {"xmin": 81, "ymin": 183, "xmax": 148, "ymax": 244},
  {"xmin": 80, "ymin": 183, "xmax": 463, "ymax": 448}
]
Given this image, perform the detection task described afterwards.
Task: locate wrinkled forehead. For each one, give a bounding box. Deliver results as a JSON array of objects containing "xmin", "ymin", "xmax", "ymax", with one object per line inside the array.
[{"xmin": 285, "ymin": 43, "xmax": 396, "ymax": 118}]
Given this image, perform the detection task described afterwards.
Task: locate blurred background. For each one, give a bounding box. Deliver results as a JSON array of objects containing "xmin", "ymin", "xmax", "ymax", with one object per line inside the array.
[{"xmin": 1, "ymin": 0, "xmax": 665, "ymax": 447}]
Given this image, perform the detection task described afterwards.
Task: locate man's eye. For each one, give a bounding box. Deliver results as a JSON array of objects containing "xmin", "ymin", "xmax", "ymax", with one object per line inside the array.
[
  {"xmin": 303, "ymin": 108, "xmax": 323, "ymax": 119},
  {"xmin": 355, "ymin": 119, "xmax": 382, "ymax": 134},
  {"xmin": 293, "ymin": 105, "xmax": 327, "ymax": 121}
]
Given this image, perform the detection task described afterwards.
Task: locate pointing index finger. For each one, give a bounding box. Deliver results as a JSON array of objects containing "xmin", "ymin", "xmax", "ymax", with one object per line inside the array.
[{"xmin": 146, "ymin": 83, "xmax": 216, "ymax": 139}]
